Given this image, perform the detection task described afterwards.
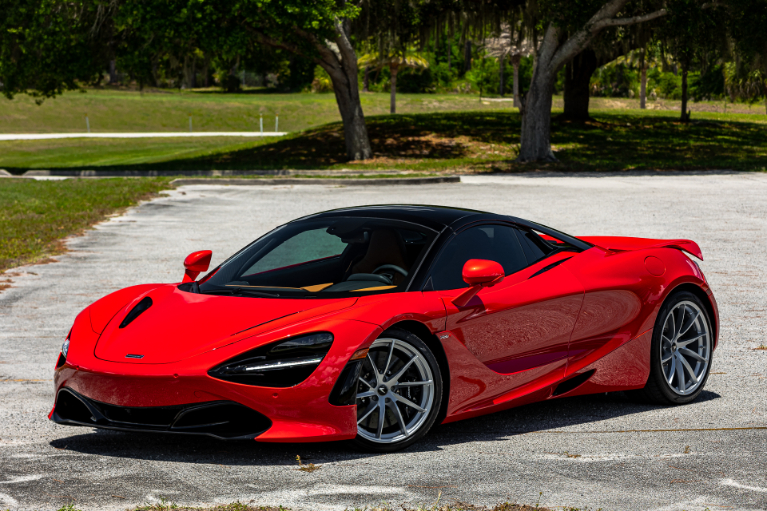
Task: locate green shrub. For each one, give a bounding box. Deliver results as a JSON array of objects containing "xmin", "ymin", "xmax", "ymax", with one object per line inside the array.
[
  {"xmin": 652, "ymin": 69, "xmax": 682, "ymax": 99},
  {"xmin": 691, "ymin": 65, "xmax": 725, "ymax": 100}
]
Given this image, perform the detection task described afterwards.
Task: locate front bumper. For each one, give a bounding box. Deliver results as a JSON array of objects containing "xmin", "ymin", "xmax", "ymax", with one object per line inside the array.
[
  {"xmin": 51, "ymin": 316, "xmax": 382, "ymax": 442},
  {"xmin": 51, "ymin": 387, "xmax": 272, "ymax": 440}
]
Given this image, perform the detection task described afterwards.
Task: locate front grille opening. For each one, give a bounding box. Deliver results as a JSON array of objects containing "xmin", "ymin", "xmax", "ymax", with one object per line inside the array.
[
  {"xmin": 97, "ymin": 401, "xmax": 182, "ymax": 427},
  {"xmin": 553, "ymin": 369, "xmax": 596, "ymax": 397},
  {"xmin": 171, "ymin": 402, "xmax": 272, "ymax": 438},
  {"xmin": 53, "ymin": 388, "xmax": 271, "ymax": 440},
  {"xmin": 55, "ymin": 389, "xmax": 95, "ymax": 423}
]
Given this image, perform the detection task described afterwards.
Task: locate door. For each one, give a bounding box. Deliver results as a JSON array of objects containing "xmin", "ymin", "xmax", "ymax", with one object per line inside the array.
[{"xmin": 430, "ymin": 224, "xmax": 584, "ymax": 390}]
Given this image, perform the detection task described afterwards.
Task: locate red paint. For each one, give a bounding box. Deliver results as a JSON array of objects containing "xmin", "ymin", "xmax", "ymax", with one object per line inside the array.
[
  {"xmin": 94, "ymin": 284, "xmax": 354, "ymax": 364},
  {"xmin": 437, "ymin": 253, "xmax": 584, "ymax": 417},
  {"xmin": 645, "ymin": 256, "xmax": 666, "ymax": 276},
  {"xmin": 453, "ymin": 259, "xmax": 505, "ymax": 307},
  {"xmin": 50, "ymin": 227, "xmax": 719, "ymax": 443},
  {"xmin": 183, "ymin": 250, "xmax": 212, "ymax": 282},
  {"xmin": 579, "ymin": 236, "xmax": 704, "ymax": 261},
  {"xmin": 88, "ymin": 284, "xmax": 162, "ymax": 333}
]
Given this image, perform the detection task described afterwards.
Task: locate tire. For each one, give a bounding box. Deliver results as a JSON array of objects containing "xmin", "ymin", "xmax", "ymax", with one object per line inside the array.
[
  {"xmin": 632, "ymin": 290, "xmax": 714, "ymax": 405},
  {"xmin": 351, "ymin": 328, "xmax": 443, "ymax": 452}
]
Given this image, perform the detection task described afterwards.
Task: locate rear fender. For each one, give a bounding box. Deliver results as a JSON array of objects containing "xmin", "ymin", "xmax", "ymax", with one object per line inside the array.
[{"xmin": 578, "ymin": 236, "xmax": 703, "ymax": 261}]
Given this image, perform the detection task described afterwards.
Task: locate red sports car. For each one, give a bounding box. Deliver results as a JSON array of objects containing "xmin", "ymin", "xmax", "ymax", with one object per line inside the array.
[{"xmin": 51, "ymin": 205, "xmax": 719, "ymax": 451}]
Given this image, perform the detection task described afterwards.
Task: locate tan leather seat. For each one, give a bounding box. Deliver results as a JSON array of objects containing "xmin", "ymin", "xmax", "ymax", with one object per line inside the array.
[{"xmin": 351, "ymin": 229, "xmax": 408, "ymax": 284}]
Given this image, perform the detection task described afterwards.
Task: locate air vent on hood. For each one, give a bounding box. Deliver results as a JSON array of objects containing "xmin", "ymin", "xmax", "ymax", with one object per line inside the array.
[{"xmin": 119, "ymin": 297, "xmax": 153, "ymax": 329}]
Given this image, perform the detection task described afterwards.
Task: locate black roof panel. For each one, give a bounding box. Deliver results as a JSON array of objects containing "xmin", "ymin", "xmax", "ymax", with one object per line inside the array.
[{"xmin": 297, "ymin": 205, "xmax": 487, "ymax": 231}]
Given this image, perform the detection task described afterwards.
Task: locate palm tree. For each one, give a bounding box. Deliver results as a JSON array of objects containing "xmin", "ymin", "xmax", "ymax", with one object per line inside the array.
[
  {"xmin": 614, "ymin": 44, "xmax": 667, "ymax": 109},
  {"xmin": 358, "ymin": 50, "xmax": 429, "ymax": 114},
  {"xmin": 727, "ymin": 67, "xmax": 767, "ymax": 115},
  {"xmin": 485, "ymin": 26, "xmax": 534, "ymax": 108}
]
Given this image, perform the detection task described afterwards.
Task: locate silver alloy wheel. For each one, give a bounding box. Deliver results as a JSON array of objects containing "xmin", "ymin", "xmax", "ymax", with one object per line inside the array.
[
  {"xmin": 660, "ymin": 300, "xmax": 711, "ymax": 395},
  {"xmin": 356, "ymin": 338, "xmax": 435, "ymax": 444}
]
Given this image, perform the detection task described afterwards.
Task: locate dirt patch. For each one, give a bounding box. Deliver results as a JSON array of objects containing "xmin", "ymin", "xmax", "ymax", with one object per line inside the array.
[{"xmin": 126, "ymin": 503, "xmax": 551, "ymax": 511}]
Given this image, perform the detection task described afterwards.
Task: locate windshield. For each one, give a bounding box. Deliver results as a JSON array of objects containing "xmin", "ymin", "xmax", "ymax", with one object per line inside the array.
[{"xmin": 198, "ymin": 217, "xmax": 437, "ymax": 297}]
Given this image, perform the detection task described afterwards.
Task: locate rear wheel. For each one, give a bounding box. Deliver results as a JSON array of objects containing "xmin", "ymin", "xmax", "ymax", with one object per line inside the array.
[
  {"xmin": 352, "ymin": 328, "xmax": 442, "ymax": 452},
  {"xmin": 633, "ymin": 290, "xmax": 713, "ymax": 405}
]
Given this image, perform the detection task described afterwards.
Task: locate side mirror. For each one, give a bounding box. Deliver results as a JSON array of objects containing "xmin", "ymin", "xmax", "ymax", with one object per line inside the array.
[
  {"xmin": 462, "ymin": 259, "xmax": 505, "ymax": 286},
  {"xmin": 183, "ymin": 250, "xmax": 212, "ymax": 283},
  {"xmin": 452, "ymin": 259, "xmax": 505, "ymax": 307}
]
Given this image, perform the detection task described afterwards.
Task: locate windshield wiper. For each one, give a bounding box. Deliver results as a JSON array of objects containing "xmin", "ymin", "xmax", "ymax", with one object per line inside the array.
[{"xmin": 202, "ymin": 288, "xmax": 282, "ymax": 298}]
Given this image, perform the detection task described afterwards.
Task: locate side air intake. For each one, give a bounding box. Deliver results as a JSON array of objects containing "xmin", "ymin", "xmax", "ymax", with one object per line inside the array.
[{"xmin": 552, "ymin": 370, "xmax": 596, "ymax": 397}]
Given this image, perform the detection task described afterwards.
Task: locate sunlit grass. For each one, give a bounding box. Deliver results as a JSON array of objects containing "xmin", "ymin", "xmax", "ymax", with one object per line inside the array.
[
  {"xmin": 1, "ymin": 91, "xmax": 765, "ymax": 173},
  {"xmin": 0, "ymin": 178, "xmax": 172, "ymax": 273}
]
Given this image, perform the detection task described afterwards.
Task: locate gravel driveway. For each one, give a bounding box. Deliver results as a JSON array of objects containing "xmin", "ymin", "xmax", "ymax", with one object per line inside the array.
[{"xmin": 1, "ymin": 173, "xmax": 766, "ymax": 511}]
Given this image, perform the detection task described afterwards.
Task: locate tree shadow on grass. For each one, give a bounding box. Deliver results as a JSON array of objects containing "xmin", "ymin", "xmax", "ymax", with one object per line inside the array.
[
  {"xmin": 50, "ymin": 389, "xmax": 722, "ymax": 466},
  {"xmin": 7, "ymin": 111, "xmax": 766, "ymax": 173},
  {"xmin": 550, "ymin": 115, "xmax": 767, "ymax": 172},
  {"xmin": 139, "ymin": 112, "xmax": 511, "ymax": 171}
]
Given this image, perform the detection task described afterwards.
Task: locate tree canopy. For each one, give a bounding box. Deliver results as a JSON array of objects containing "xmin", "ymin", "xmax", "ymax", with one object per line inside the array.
[{"xmin": 2, "ymin": 0, "xmax": 766, "ymax": 160}]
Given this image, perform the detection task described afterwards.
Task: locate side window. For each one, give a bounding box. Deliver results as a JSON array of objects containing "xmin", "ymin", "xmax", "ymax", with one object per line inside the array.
[
  {"xmin": 515, "ymin": 229, "xmax": 554, "ymax": 264},
  {"xmin": 430, "ymin": 225, "xmax": 528, "ymax": 290}
]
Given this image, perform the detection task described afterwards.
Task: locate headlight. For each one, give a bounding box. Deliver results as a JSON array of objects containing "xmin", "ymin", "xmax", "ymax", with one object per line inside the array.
[
  {"xmin": 208, "ymin": 332, "xmax": 333, "ymax": 388},
  {"xmin": 56, "ymin": 331, "xmax": 71, "ymax": 369}
]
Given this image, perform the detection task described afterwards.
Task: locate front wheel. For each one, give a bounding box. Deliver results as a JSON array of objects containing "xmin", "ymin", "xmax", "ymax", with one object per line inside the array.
[
  {"xmin": 633, "ymin": 290, "xmax": 713, "ymax": 405},
  {"xmin": 352, "ymin": 328, "xmax": 443, "ymax": 452}
]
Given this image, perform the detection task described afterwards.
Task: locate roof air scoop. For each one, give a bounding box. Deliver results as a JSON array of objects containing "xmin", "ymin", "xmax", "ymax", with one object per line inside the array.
[{"xmin": 119, "ymin": 297, "xmax": 153, "ymax": 329}]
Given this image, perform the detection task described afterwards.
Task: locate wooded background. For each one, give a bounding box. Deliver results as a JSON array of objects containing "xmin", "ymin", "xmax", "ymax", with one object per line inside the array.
[{"xmin": 1, "ymin": 0, "xmax": 765, "ymax": 162}]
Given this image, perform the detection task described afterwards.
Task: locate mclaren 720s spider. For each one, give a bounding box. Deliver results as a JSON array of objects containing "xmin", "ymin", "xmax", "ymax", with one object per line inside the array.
[{"xmin": 50, "ymin": 205, "xmax": 719, "ymax": 451}]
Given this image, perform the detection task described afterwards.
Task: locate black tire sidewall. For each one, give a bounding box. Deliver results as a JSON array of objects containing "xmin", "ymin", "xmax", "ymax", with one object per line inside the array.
[
  {"xmin": 648, "ymin": 290, "xmax": 713, "ymax": 405},
  {"xmin": 351, "ymin": 327, "xmax": 443, "ymax": 452}
]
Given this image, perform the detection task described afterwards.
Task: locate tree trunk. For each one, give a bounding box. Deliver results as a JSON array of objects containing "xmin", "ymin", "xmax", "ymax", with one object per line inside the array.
[
  {"xmin": 515, "ymin": 4, "xmax": 668, "ymax": 163},
  {"xmin": 447, "ymin": 39, "xmax": 452, "ymax": 73},
  {"xmin": 519, "ymin": 66, "xmax": 557, "ymax": 162},
  {"xmin": 363, "ymin": 66, "xmax": 370, "ymax": 92},
  {"xmin": 108, "ymin": 60, "xmax": 118, "ymax": 84},
  {"xmin": 512, "ymin": 56, "xmax": 521, "ymax": 108},
  {"xmin": 499, "ymin": 57, "xmax": 505, "ymax": 97},
  {"xmin": 640, "ymin": 65, "xmax": 647, "ymax": 109},
  {"xmin": 202, "ymin": 55, "xmax": 210, "ymax": 88},
  {"xmin": 519, "ymin": 26, "xmax": 561, "ymax": 163},
  {"xmin": 464, "ymin": 40, "xmax": 472, "ymax": 73},
  {"xmin": 190, "ymin": 58, "xmax": 197, "ymax": 89},
  {"xmin": 150, "ymin": 60, "xmax": 158, "ymax": 87},
  {"xmin": 311, "ymin": 19, "xmax": 373, "ymax": 160},
  {"xmin": 390, "ymin": 65, "xmax": 398, "ymax": 114},
  {"xmin": 680, "ymin": 66, "xmax": 690, "ymax": 122},
  {"xmin": 562, "ymin": 48, "xmax": 597, "ymax": 121},
  {"xmin": 329, "ymin": 65, "xmax": 373, "ymax": 160}
]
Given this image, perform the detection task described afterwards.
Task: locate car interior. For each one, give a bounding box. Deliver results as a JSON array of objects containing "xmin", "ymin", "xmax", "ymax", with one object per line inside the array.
[{"xmin": 208, "ymin": 219, "xmax": 434, "ymax": 295}]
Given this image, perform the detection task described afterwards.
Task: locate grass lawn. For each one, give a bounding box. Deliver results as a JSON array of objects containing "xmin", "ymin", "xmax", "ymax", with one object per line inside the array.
[
  {"xmin": 0, "ymin": 137, "xmax": 275, "ymax": 170},
  {"xmin": 0, "ymin": 178, "xmax": 172, "ymax": 275},
  {"xmin": 0, "ymin": 88, "xmax": 509, "ymax": 134},
  {"xmin": 2, "ymin": 87, "xmax": 764, "ymax": 135},
  {"xmin": 2, "ymin": 108, "xmax": 765, "ymax": 173}
]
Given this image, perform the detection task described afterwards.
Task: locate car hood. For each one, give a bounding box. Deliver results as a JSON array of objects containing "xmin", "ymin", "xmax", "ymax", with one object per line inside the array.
[{"xmin": 94, "ymin": 284, "xmax": 356, "ymax": 364}]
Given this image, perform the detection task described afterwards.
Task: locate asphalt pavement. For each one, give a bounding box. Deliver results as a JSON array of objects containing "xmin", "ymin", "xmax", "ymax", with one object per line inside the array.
[{"xmin": 1, "ymin": 172, "xmax": 766, "ymax": 511}]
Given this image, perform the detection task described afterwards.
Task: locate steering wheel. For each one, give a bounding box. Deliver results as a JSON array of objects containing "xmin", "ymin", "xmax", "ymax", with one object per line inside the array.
[{"xmin": 372, "ymin": 264, "xmax": 409, "ymax": 278}]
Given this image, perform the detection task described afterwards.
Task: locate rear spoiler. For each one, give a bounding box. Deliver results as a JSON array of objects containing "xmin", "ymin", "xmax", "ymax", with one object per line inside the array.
[{"xmin": 577, "ymin": 236, "xmax": 703, "ymax": 261}]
